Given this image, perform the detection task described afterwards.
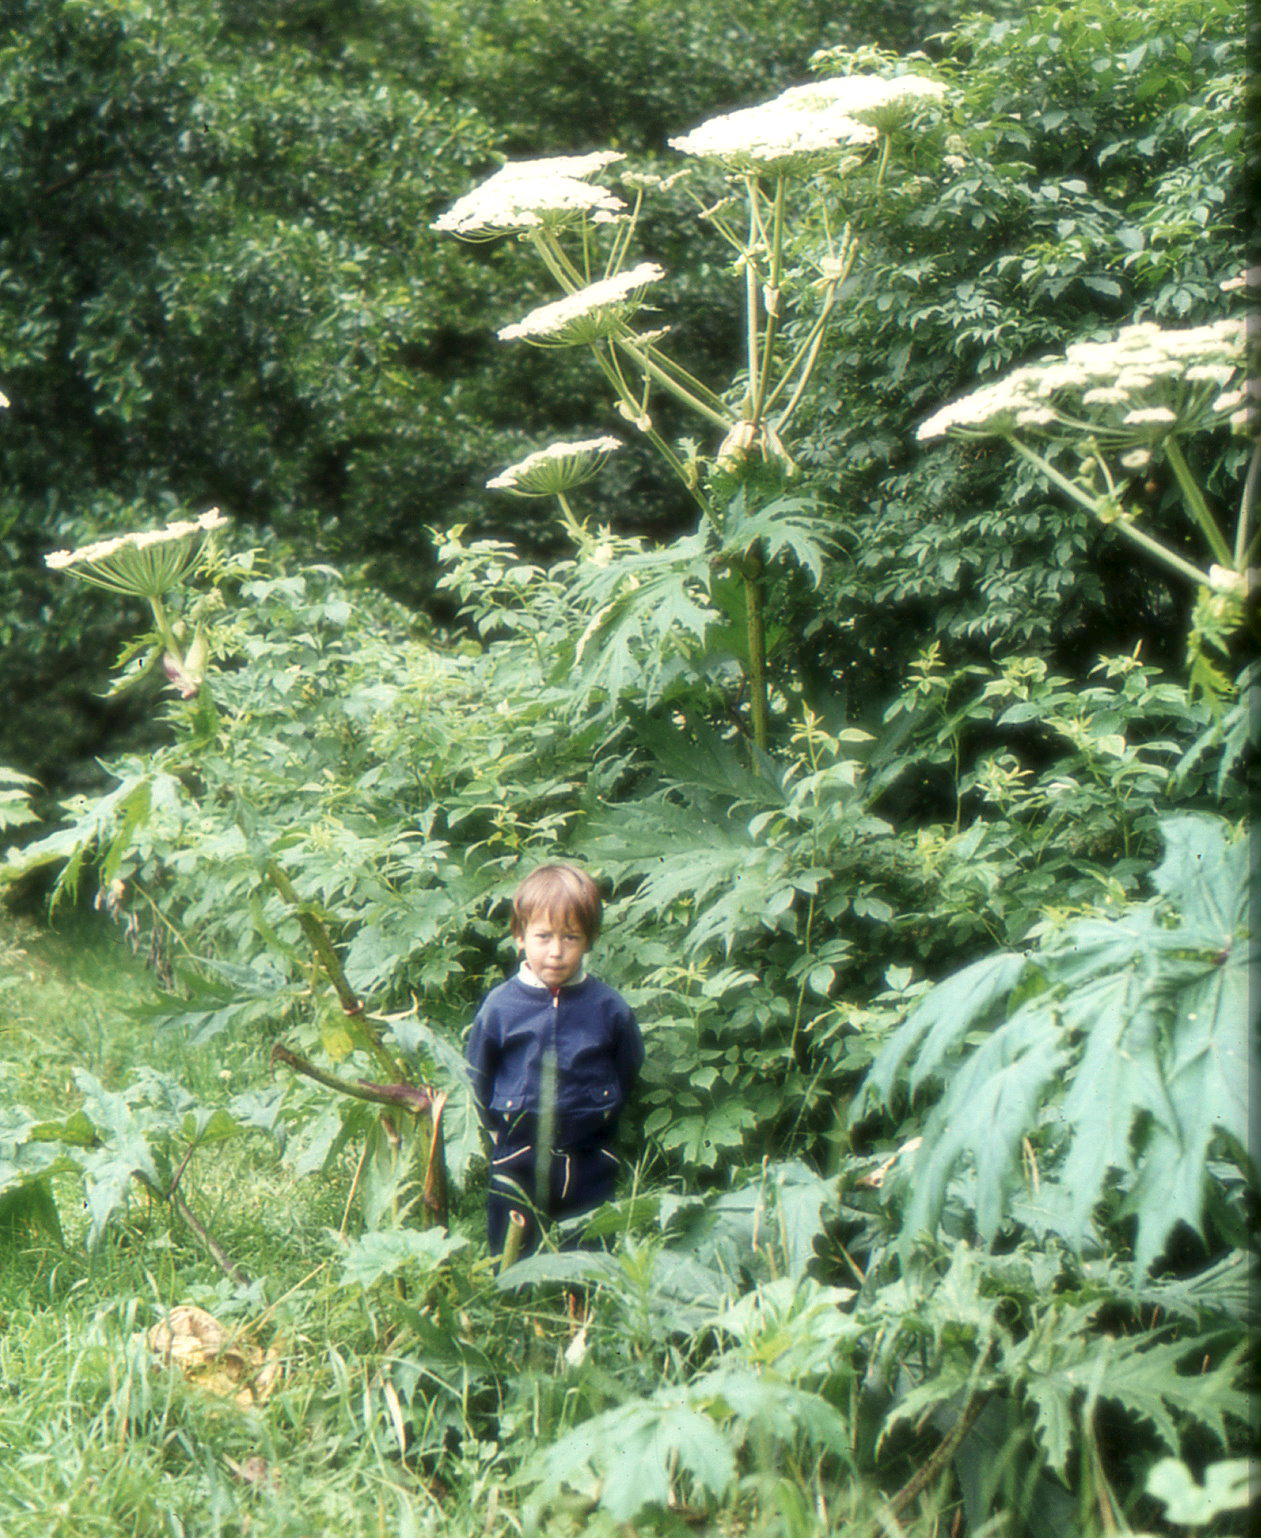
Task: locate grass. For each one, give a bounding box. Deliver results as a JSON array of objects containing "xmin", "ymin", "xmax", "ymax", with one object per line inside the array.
[{"xmin": 0, "ymin": 905, "xmax": 513, "ymax": 1538}]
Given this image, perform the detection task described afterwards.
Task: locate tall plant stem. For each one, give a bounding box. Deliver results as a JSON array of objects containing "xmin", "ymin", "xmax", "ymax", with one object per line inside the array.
[
  {"xmin": 1236, "ymin": 438, "xmax": 1260, "ymax": 567},
  {"xmin": 750, "ymin": 175, "xmax": 787, "ymax": 427},
  {"xmin": 743, "ymin": 188, "xmax": 762, "ymax": 416},
  {"xmin": 262, "ymin": 860, "xmax": 403, "ymax": 1081},
  {"xmin": 743, "ymin": 548, "xmax": 769, "ymax": 752},
  {"xmin": 613, "ymin": 335, "xmax": 733, "ymax": 429},
  {"xmin": 148, "ymin": 591, "xmax": 182, "ymax": 660},
  {"xmin": 555, "ymin": 491, "xmax": 588, "ymax": 545},
  {"xmin": 1164, "ymin": 436, "xmax": 1234, "ymax": 568},
  {"xmin": 763, "ymin": 222, "xmax": 857, "ymax": 429},
  {"xmin": 1009, "ymin": 439, "xmax": 1211, "ymax": 588}
]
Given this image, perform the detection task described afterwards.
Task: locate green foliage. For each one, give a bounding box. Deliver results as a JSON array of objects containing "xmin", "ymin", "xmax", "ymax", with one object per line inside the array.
[
  {"xmin": 791, "ymin": 0, "xmax": 1245, "ymax": 693},
  {"xmin": 2, "ymin": 4, "xmax": 1255, "ymax": 1533},
  {"xmin": 414, "ymin": 0, "xmax": 859, "ymax": 154},
  {"xmin": 862, "ymin": 815, "xmax": 1255, "ymax": 1275}
]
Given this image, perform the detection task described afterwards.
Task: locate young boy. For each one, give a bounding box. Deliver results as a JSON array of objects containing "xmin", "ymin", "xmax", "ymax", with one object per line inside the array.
[{"xmin": 465, "ymin": 864, "xmax": 643, "ymax": 1257}]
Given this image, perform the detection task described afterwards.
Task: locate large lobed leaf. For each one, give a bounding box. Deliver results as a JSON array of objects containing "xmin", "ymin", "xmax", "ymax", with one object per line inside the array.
[{"xmin": 861, "ymin": 814, "xmax": 1255, "ymax": 1274}]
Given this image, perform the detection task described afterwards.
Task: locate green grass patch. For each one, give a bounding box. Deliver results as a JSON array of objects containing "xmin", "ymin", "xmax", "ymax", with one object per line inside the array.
[{"xmin": 0, "ymin": 907, "xmax": 489, "ymax": 1537}]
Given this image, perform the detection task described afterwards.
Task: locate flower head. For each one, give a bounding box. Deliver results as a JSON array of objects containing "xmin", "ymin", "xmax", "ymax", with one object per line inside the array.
[
  {"xmin": 498, "ymin": 262, "xmax": 667, "ymax": 345},
  {"xmin": 918, "ymin": 318, "xmax": 1246, "ymax": 446},
  {"xmin": 45, "ymin": 509, "xmax": 228, "ymax": 598},
  {"xmin": 670, "ymin": 89, "xmax": 876, "ymax": 174},
  {"xmin": 431, "ymin": 154, "xmax": 627, "ymax": 239},
  {"xmin": 779, "ymin": 74, "xmax": 948, "ymax": 132},
  {"xmin": 487, "ymin": 437, "xmax": 622, "ymax": 496},
  {"xmin": 669, "ymin": 73, "xmax": 944, "ymax": 174}
]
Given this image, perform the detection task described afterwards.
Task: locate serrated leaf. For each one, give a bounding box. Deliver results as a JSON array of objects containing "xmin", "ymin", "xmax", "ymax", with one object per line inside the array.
[
  {"xmin": 339, "ymin": 1227, "xmax": 468, "ymax": 1289},
  {"xmin": 531, "ymin": 1394, "xmax": 737, "ymax": 1521},
  {"xmin": 865, "ymin": 816, "xmax": 1252, "ymax": 1273},
  {"xmin": 861, "ymin": 951, "xmax": 1026, "ymax": 1110},
  {"xmin": 1095, "ymin": 1336, "xmax": 1249, "ymax": 1450}
]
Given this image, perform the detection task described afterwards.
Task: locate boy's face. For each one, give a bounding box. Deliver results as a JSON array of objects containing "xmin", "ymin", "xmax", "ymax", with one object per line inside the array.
[{"xmin": 519, "ymin": 909, "xmax": 589, "ymax": 988}]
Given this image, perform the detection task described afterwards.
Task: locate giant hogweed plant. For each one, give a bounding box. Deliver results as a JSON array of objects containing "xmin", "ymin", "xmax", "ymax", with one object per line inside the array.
[
  {"xmin": 431, "ymin": 53, "xmax": 952, "ymax": 751},
  {"xmin": 916, "ymin": 310, "xmax": 1256, "ymax": 707}
]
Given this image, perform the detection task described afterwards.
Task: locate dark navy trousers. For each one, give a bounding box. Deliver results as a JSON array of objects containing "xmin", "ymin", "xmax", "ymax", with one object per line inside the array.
[{"xmin": 486, "ymin": 1132, "xmax": 619, "ymax": 1257}]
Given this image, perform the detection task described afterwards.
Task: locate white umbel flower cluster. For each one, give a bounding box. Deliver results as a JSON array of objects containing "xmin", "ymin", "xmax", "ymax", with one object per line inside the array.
[
  {"xmin": 431, "ymin": 152, "xmax": 627, "ymax": 239},
  {"xmin": 487, "ymin": 436, "xmax": 622, "ymax": 496},
  {"xmin": 669, "ymin": 73, "xmax": 946, "ymax": 172},
  {"xmin": 918, "ymin": 318, "xmax": 1246, "ymax": 445},
  {"xmin": 45, "ymin": 509, "xmax": 228, "ymax": 597},
  {"xmin": 780, "ymin": 74, "xmax": 949, "ymax": 129},
  {"xmin": 498, "ymin": 262, "xmax": 667, "ymax": 345}
]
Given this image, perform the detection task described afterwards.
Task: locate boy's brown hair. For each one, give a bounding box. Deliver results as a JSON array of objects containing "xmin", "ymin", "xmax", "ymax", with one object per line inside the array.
[{"xmin": 511, "ymin": 864, "xmax": 603, "ymax": 943}]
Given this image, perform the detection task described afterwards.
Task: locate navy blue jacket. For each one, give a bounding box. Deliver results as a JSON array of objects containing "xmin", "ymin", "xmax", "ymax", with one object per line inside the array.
[{"xmin": 465, "ymin": 970, "xmax": 643, "ymax": 1149}]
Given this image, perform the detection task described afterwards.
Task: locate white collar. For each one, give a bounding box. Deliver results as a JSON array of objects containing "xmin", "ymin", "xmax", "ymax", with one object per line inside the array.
[{"xmin": 518, "ymin": 962, "xmax": 586, "ymax": 990}]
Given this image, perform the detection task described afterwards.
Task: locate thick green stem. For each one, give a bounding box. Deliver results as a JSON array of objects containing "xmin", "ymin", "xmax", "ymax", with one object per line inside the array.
[
  {"xmin": 1236, "ymin": 439, "xmax": 1260, "ymax": 568},
  {"xmin": 1009, "ymin": 439, "xmax": 1211, "ymax": 588},
  {"xmin": 739, "ymin": 176, "xmax": 767, "ymax": 417},
  {"xmin": 872, "ymin": 132, "xmax": 893, "ymax": 191},
  {"xmin": 263, "ymin": 861, "xmax": 403, "ymax": 1081},
  {"xmin": 750, "ymin": 175, "xmax": 787, "ymax": 428},
  {"xmin": 743, "ymin": 549, "xmax": 769, "ymax": 752},
  {"xmin": 764, "ymin": 224, "xmax": 856, "ymax": 429},
  {"xmin": 148, "ymin": 592, "xmax": 182, "ymax": 661},
  {"xmin": 1165, "ymin": 436, "xmax": 1234, "ymax": 568}
]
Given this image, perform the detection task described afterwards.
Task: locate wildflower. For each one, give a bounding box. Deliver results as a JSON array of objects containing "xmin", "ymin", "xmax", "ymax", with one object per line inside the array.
[
  {"xmin": 918, "ymin": 318, "xmax": 1245, "ymax": 444},
  {"xmin": 780, "ymin": 73, "xmax": 948, "ymax": 133},
  {"xmin": 45, "ymin": 509, "xmax": 227, "ymax": 599},
  {"xmin": 498, "ymin": 262, "xmax": 666, "ymax": 345},
  {"xmin": 486, "ymin": 437, "xmax": 621, "ymax": 496},
  {"xmin": 668, "ymin": 78, "xmax": 888, "ymax": 173},
  {"xmin": 431, "ymin": 154, "xmax": 627, "ymax": 239},
  {"xmin": 493, "ymin": 152, "xmax": 626, "ymax": 181},
  {"xmin": 667, "ymin": 72, "xmax": 944, "ymax": 175}
]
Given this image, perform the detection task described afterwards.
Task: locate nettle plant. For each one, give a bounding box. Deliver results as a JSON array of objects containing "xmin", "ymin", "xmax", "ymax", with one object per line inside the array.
[{"xmin": 431, "ymin": 52, "xmax": 952, "ymax": 750}]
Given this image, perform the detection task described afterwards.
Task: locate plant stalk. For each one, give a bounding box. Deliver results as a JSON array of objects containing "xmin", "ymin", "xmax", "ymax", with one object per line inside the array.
[
  {"xmin": 263, "ymin": 860, "xmax": 404, "ymax": 1080},
  {"xmin": 743, "ymin": 549, "xmax": 770, "ymax": 752},
  {"xmin": 1009, "ymin": 439, "xmax": 1211, "ymax": 588},
  {"xmin": 1164, "ymin": 435, "xmax": 1234, "ymax": 568}
]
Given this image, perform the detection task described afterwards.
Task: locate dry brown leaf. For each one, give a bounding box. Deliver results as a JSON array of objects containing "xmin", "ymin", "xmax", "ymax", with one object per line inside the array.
[{"xmin": 144, "ymin": 1304, "xmax": 283, "ymax": 1407}]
